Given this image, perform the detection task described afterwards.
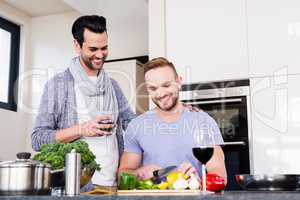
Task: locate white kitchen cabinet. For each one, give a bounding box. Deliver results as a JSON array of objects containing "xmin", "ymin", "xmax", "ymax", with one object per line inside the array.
[
  {"xmin": 250, "ymin": 75, "xmax": 300, "ymax": 174},
  {"xmin": 103, "ymin": 60, "xmax": 148, "ymax": 114},
  {"xmin": 165, "ymin": 0, "xmax": 249, "ymax": 83},
  {"xmin": 247, "ymin": 0, "xmax": 300, "ymax": 77}
]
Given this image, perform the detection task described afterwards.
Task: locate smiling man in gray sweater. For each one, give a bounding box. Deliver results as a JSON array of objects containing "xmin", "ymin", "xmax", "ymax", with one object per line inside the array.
[{"xmin": 31, "ymin": 15, "xmax": 136, "ymax": 188}]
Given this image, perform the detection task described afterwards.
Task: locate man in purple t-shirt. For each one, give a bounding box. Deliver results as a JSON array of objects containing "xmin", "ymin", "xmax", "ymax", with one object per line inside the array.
[{"xmin": 118, "ymin": 57, "xmax": 227, "ymax": 182}]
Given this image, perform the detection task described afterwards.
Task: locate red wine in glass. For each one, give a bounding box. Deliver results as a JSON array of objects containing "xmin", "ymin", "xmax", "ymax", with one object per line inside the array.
[
  {"xmin": 192, "ymin": 147, "xmax": 214, "ymax": 193},
  {"xmin": 192, "ymin": 147, "xmax": 214, "ymax": 164}
]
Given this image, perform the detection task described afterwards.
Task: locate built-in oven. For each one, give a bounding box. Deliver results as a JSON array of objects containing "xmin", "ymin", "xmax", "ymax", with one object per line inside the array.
[{"xmin": 180, "ymin": 79, "xmax": 252, "ymax": 190}]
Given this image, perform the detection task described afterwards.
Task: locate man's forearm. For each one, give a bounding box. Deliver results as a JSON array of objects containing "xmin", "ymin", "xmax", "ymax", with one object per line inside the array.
[
  {"xmin": 55, "ymin": 124, "xmax": 82, "ymax": 143},
  {"xmin": 206, "ymin": 146, "xmax": 227, "ymax": 184}
]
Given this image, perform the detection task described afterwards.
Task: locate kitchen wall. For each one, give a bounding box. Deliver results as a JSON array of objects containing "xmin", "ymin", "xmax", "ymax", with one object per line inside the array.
[
  {"xmin": 148, "ymin": 0, "xmax": 166, "ymax": 59},
  {"xmin": 0, "ymin": 1, "xmax": 32, "ymax": 160}
]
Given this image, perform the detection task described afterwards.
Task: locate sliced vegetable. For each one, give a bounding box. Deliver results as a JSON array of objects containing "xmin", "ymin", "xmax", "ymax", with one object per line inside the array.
[
  {"xmin": 173, "ymin": 174, "xmax": 189, "ymax": 190},
  {"xmin": 188, "ymin": 174, "xmax": 200, "ymax": 190},
  {"xmin": 158, "ymin": 182, "xmax": 169, "ymax": 190},
  {"xmin": 166, "ymin": 171, "xmax": 186, "ymax": 185},
  {"xmin": 119, "ymin": 173, "xmax": 138, "ymax": 190},
  {"xmin": 137, "ymin": 179, "xmax": 154, "ymax": 190}
]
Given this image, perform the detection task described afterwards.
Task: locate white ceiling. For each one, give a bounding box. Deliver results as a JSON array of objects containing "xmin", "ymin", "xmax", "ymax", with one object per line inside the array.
[
  {"xmin": 3, "ymin": 0, "xmax": 75, "ymax": 17},
  {"xmin": 2, "ymin": 0, "xmax": 148, "ymax": 19}
]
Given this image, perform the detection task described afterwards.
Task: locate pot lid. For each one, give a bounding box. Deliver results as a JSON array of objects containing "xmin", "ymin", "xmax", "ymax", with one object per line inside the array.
[{"xmin": 0, "ymin": 152, "xmax": 51, "ymax": 168}]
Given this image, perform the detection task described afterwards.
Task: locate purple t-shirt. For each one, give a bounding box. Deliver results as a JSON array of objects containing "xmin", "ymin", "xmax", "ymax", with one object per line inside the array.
[{"xmin": 124, "ymin": 108, "xmax": 224, "ymax": 175}]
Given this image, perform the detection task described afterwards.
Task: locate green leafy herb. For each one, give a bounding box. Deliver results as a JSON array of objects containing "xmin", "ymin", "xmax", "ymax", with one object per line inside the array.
[{"xmin": 33, "ymin": 141, "xmax": 100, "ymax": 171}]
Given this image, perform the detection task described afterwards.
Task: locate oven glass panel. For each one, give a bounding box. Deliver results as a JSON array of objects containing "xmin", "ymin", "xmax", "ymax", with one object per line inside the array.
[{"xmin": 189, "ymin": 97, "xmax": 248, "ymax": 142}]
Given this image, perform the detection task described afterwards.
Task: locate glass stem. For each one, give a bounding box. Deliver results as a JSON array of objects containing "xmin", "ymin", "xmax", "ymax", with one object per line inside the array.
[
  {"xmin": 105, "ymin": 135, "xmax": 108, "ymax": 155},
  {"xmin": 202, "ymin": 164, "xmax": 206, "ymax": 192}
]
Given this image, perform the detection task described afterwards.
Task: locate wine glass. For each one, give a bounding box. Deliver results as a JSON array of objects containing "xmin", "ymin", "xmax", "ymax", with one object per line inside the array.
[
  {"xmin": 91, "ymin": 111, "xmax": 116, "ymax": 155},
  {"xmin": 192, "ymin": 129, "xmax": 215, "ymax": 193}
]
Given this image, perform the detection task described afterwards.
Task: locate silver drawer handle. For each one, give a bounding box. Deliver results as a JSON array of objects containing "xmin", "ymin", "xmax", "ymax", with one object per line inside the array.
[
  {"xmin": 223, "ymin": 141, "xmax": 246, "ymax": 146},
  {"xmin": 184, "ymin": 98, "xmax": 243, "ymax": 105}
]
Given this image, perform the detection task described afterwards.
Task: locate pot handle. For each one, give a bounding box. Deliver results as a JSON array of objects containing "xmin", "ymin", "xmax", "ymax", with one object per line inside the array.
[
  {"xmin": 16, "ymin": 152, "xmax": 31, "ymax": 159},
  {"xmin": 50, "ymin": 168, "xmax": 65, "ymax": 174}
]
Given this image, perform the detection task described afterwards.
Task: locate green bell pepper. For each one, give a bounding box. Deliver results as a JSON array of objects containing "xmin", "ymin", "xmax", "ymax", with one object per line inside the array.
[{"xmin": 119, "ymin": 173, "xmax": 138, "ymax": 190}]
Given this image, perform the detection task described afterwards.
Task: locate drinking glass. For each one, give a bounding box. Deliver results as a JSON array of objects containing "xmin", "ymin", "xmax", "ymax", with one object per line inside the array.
[
  {"xmin": 91, "ymin": 111, "xmax": 116, "ymax": 155},
  {"xmin": 192, "ymin": 129, "xmax": 214, "ymax": 193}
]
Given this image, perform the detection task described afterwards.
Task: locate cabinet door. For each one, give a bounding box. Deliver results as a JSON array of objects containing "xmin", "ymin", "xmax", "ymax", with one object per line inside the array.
[
  {"xmin": 165, "ymin": 0, "xmax": 248, "ymax": 83},
  {"xmin": 248, "ymin": 0, "xmax": 300, "ymax": 77},
  {"xmin": 250, "ymin": 75, "xmax": 300, "ymax": 174}
]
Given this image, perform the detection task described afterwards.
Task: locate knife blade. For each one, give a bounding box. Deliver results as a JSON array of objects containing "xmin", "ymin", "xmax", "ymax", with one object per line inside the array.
[{"xmin": 153, "ymin": 165, "xmax": 177, "ymax": 179}]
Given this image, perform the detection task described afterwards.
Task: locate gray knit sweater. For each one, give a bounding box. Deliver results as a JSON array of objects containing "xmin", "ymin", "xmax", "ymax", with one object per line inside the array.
[{"xmin": 31, "ymin": 68, "xmax": 136, "ymax": 155}]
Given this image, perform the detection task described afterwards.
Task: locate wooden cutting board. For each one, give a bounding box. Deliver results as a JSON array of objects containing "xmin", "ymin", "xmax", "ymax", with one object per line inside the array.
[{"xmin": 117, "ymin": 189, "xmax": 207, "ymax": 196}]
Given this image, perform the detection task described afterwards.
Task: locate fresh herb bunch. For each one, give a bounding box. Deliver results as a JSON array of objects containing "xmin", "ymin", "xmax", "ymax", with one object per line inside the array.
[{"xmin": 33, "ymin": 141, "xmax": 100, "ymax": 171}]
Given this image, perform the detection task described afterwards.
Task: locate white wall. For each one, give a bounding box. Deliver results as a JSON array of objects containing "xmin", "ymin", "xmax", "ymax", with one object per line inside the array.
[
  {"xmin": 106, "ymin": 14, "xmax": 148, "ymax": 59},
  {"xmin": 0, "ymin": 1, "xmax": 32, "ymax": 160},
  {"xmin": 30, "ymin": 11, "xmax": 80, "ymax": 70},
  {"xmin": 148, "ymin": 0, "xmax": 166, "ymax": 59}
]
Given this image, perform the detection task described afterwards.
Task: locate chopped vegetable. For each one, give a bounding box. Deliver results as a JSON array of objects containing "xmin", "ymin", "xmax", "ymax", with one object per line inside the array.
[
  {"xmin": 137, "ymin": 179, "xmax": 160, "ymax": 190},
  {"xmin": 158, "ymin": 182, "xmax": 169, "ymax": 190},
  {"xmin": 173, "ymin": 173, "xmax": 189, "ymax": 190},
  {"xmin": 188, "ymin": 174, "xmax": 200, "ymax": 190},
  {"xmin": 119, "ymin": 173, "xmax": 161, "ymax": 190},
  {"xmin": 119, "ymin": 173, "xmax": 138, "ymax": 190},
  {"xmin": 33, "ymin": 141, "xmax": 100, "ymax": 171},
  {"xmin": 167, "ymin": 172, "xmax": 178, "ymax": 185}
]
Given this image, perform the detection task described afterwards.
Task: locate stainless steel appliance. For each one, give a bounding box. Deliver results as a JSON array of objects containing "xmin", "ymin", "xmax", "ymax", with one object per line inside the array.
[{"xmin": 180, "ymin": 79, "xmax": 252, "ymax": 190}]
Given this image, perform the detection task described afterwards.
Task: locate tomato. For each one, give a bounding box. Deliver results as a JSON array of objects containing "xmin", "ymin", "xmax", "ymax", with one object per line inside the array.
[{"xmin": 201, "ymin": 173, "xmax": 225, "ymax": 192}]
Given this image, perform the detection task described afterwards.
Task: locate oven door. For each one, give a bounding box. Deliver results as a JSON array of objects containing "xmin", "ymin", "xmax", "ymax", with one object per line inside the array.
[
  {"xmin": 182, "ymin": 96, "xmax": 248, "ymax": 142},
  {"xmin": 182, "ymin": 96, "xmax": 250, "ymax": 190}
]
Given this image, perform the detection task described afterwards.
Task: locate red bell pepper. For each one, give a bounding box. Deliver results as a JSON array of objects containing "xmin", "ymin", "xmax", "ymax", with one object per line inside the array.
[{"xmin": 201, "ymin": 173, "xmax": 225, "ymax": 192}]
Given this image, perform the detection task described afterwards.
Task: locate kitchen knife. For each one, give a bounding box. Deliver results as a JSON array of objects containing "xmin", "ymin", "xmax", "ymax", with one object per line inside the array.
[{"xmin": 153, "ymin": 165, "xmax": 177, "ymax": 179}]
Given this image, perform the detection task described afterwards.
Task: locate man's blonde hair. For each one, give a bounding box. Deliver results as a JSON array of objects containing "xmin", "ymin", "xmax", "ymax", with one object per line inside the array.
[{"xmin": 143, "ymin": 57, "xmax": 178, "ymax": 77}]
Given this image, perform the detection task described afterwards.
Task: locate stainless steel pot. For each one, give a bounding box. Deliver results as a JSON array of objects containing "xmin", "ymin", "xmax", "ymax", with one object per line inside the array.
[{"xmin": 0, "ymin": 152, "xmax": 51, "ymax": 195}]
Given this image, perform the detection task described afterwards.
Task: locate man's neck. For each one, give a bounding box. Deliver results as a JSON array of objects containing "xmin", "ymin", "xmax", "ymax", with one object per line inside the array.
[
  {"xmin": 79, "ymin": 57, "xmax": 99, "ymax": 76},
  {"xmin": 155, "ymin": 102, "xmax": 184, "ymax": 123}
]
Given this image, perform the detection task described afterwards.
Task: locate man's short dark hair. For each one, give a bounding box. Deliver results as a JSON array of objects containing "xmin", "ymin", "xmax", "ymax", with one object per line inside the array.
[
  {"xmin": 72, "ymin": 15, "xmax": 107, "ymax": 47},
  {"xmin": 144, "ymin": 57, "xmax": 178, "ymax": 77}
]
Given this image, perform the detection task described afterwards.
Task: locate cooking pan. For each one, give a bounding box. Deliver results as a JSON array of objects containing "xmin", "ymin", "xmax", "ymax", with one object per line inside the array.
[{"xmin": 235, "ymin": 174, "xmax": 300, "ymax": 191}]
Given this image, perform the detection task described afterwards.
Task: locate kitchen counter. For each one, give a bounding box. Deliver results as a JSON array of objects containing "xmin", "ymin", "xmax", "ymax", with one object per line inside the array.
[{"xmin": 1, "ymin": 191, "xmax": 300, "ymax": 200}]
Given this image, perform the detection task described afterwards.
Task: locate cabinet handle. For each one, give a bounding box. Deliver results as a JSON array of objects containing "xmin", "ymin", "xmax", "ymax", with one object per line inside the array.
[
  {"xmin": 223, "ymin": 141, "xmax": 246, "ymax": 146},
  {"xmin": 184, "ymin": 98, "xmax": 243, "ymax": 105}
]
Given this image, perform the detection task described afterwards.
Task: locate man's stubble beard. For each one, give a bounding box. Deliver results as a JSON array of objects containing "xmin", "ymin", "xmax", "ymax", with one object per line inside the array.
[
  {"xmin": 81, "ymin": 53, "xmax": 106, "ymax": 71},
  {"xmin": 153, "ymin": 94, "xmax": 179, "ymax": 112}
]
